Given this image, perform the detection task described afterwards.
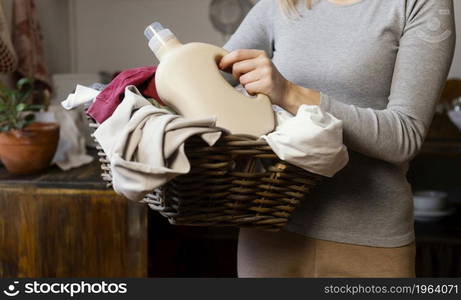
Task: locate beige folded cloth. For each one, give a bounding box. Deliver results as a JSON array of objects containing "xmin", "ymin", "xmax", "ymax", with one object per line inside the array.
[{"xmin": 94, "ymin": 86, "xmax": 225, "ymax": 201}]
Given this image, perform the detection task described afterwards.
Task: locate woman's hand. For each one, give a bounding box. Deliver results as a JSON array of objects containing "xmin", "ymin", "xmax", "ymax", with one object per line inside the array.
[
  {"xmin": 219, "ymin": 49, "xmax": 288, "ymax": 106},
  {"xmin": 219, "ymin": 49, "xmax": 320, "ymax": 113}
]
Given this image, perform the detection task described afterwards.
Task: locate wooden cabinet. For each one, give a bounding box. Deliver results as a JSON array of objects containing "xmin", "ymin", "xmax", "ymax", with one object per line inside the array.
[
  {"xmin": 0, "ymin": 158, "xmax": 237, "ymax": 278},
  {"xmin": 0, "ymin": 161, "xmax": 147, "ymax": 277}
]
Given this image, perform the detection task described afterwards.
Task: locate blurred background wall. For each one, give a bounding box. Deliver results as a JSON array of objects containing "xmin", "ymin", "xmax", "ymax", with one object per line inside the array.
[
  {"xmin": 67, "ymin": 0, "xmax": 225, "ymax": 73},
  {"xmin": 4, "ymin": 0, "xmax": 225, "ymax": 74},
  {"xmin": 1, "ymin": 0, "xmax": 461, "ymax": 76}
]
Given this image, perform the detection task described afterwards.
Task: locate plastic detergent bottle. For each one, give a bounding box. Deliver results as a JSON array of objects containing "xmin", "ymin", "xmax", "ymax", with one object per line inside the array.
[{"xmin": 144, "ymin": 22, "xmax": 275, "ymax": 137}]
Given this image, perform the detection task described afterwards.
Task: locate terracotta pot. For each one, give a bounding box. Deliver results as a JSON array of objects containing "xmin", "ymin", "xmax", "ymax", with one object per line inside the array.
[{"xmin": 0, "ymin": 122, "xmax": 60, "ymax": 175}]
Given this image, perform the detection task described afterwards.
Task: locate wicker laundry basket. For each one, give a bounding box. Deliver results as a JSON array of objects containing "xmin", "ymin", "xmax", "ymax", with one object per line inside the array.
[{"xmin": 88, "ymin": 117, "xmax": 322, "ymax": 231}]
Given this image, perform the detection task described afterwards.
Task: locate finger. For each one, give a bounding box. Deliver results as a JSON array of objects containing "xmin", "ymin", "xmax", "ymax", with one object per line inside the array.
[
  {"xmin": 239, "ymin": 70, "xmax": 261, "ymax": 86},
  {"xmin": 219, "ymin": 49, "xmax": 265, "ymax": 70},
  {"xmin": 220, "ymin": 65, "xmax": 233, "ymax": 74},
  {"xmin": 232, "ymin": 59, "xmax": 258, "ymax": 80},
  {"xmin": 244, "ymin": 80, "xmax": 265, "ymax": 96}
]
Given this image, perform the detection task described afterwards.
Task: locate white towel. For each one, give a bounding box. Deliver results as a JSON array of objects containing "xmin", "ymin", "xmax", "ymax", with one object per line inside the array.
[
  {"xmin": 49, "ymin": 83, "xmax": 103, "ymax": 170},
  {"xmin": 36, "ymin": 106, "xmax": 94, "ymax": 171},
  {"xmin": 261, "ymin": 105, "xmax": 349, "ymax": 177},
  {"xmin": 448, "ymin": 110, "xmax": 461, "ymax": 131},
  {"xmin": 61, "ymin": 84, "xmax": 100, "ymax": 110},
  {"xmin": 93, "ymin": 86, "xmax": 225, "ymax": 201}
]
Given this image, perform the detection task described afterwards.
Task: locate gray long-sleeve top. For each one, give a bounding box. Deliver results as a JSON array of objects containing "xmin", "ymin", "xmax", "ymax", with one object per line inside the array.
[{"xmin": 224, "ymin": 0, "xmax": 455, "ymax": 247}]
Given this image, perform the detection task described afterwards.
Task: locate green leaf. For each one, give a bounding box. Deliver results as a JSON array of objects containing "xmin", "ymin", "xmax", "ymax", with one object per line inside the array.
[
  {"xmin": 16, "ymin": 103, "xmax": 26, "ymax": 112},
  {"xmin": 0, "ymin": 78, "xmax": 39, "ymax": 132},
  {"xmin": 0, "ymin": 87, "xmax": 12, "ymax": 99},
  {"xmin": 10, "ymin": 92, "xmax": 17, "ymax": 106},
  {"xmin": 18, "ymin": 89, "xmax": 32, "ymax": 103},
  {"xmin": 17, "ymin": 78, "xmax": 34, "ymax": 92}
]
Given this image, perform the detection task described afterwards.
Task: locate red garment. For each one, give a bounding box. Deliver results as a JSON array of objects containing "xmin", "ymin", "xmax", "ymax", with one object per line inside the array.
[{"xmin": 87, "ymin": 66, "xmax": 163, "ymax": 123}]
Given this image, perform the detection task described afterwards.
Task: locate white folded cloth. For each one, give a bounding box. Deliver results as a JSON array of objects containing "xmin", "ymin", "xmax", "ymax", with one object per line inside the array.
[
  {"xmin": 261, "ymin": 105, "xmax": 349, "ymax": 178},
  {"xmin": 49, "ymin": 105, "xmax": 94, "ymax": 170},
  {"xmin": 93, "ymin": 86, "xmax": 225, "ymax": 201},
  {"xmin": 272, "ymin": 104, "xmax": 294, "ymax": 127},
  {"xmin": 61, "ymin": 84, "xmax": 100, "ymax": 110},
  {"xmin": 52, "ymin": 83, "xmax": 103, "ymax": 170},
  {"xmin": 448, "ymin": 110, "xmax": 461, "ymax": 131},
  {"xmin": 36, "ymin": 106, "xmax": 94, "ymax": 171}
]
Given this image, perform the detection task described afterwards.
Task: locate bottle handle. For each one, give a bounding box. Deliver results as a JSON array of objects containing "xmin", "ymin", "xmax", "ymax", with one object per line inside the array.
[{"xmin": 215, "ymin": 49, "xmax": 271, "ymax": 104}]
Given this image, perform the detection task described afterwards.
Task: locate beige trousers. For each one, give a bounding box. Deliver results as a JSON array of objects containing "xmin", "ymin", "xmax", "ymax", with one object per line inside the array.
[{"xmin": 238, "ymin": 228, "xmax": 416, "ymax": 278}]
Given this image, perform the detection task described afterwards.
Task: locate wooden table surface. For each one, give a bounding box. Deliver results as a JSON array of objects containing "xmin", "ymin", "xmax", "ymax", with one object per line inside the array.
[{"xmin": 0, "ymin": 157, "xmax": 107, "ymax": 190}]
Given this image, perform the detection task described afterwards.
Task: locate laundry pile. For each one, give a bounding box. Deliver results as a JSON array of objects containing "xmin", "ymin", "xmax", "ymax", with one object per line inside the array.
[{"xmin": 62, "ymin": 66, "xmax": 349, "ymax": 202}]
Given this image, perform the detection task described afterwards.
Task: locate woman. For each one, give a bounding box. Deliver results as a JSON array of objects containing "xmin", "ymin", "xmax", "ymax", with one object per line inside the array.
[{"xmin": 220, "ymin": 0, "xmax": 456, "ymax": 278}]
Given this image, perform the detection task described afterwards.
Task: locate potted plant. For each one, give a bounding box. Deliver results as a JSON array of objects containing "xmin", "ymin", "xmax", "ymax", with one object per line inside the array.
[{"xmin": 0, "ymin": 78, "xmax": 59, "ymax": 175}]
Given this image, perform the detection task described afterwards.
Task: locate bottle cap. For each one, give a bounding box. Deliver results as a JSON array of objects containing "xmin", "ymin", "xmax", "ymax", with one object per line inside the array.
[{"xmin": 144, "ymin": 22, "xmax": 176, "ymax": 54}]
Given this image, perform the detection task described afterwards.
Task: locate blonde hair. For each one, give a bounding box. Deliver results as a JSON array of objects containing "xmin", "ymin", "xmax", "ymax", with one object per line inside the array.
[{"xmin": 278, "ymin": 0, "xmax": 314, "ymax": 17}]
